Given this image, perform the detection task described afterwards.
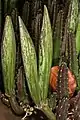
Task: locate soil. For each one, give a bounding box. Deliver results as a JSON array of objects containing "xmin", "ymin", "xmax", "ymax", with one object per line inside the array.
[
  {"xmin": 0, "ymin": 95, "xmax": 21, "ymax": 120},
  {"xmin": 0, "ymin": 92, "xmax": 48, "ymax": 120},
  {"xmin": 0, "ymin": 91, "xmax": 77, "ymax": 120}
]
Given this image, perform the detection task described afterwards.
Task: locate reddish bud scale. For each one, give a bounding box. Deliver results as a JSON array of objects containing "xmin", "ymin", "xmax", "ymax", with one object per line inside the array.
[{"xmin": 50, "ymin": 65, "xmax": 77, "ymax": 97}]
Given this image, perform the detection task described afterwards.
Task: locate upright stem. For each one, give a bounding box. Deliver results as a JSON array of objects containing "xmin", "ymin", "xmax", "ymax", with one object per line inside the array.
[{"xmin": 40, "ymin": 105, "xmax": 56, "ymax": 120}]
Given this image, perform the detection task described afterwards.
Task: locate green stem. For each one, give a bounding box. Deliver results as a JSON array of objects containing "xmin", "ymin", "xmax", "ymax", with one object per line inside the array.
[{"xmin": 40, "ymin": 105, "xmax": 56, "ymax": 120}]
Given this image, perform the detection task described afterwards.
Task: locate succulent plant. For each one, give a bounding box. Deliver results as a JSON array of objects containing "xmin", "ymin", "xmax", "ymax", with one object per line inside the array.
[
  {"xmin": 55, "ymin": 62, "xmax": 70, "ymax": 120},
  {"xmin": 1, "ymin": 0, "xmax": 80, "ymax": 120}
]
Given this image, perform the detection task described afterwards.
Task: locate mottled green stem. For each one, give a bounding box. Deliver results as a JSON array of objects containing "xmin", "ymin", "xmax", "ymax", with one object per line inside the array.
[
  {"xmin": 53, "ymin": 10, "xmax": 63, "ymax": 65},
  {"xmin": 41, "ymin": 105, "xmax": 56, "ymax": 120}
]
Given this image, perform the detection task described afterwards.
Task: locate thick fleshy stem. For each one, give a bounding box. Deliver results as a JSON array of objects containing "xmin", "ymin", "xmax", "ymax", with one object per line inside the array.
[
  {"xmin": 40, "ymin": 104, "xmax": 56, "ymax": 120},
  {"xmin": 34, "ymin": 102, "xmax": 56, "ymax": 120},
  {"xmin": 9, "ymin": 95, "xmax": 25, "ymax": 115},
  {"xmin": 73, "ymin": 91, "xmax": 80, "ymax": 120},
  {"xmin": 60, "ymin": 19, "xmax": 68, "ymax": 63},
  {"xmin": 68, "ymin": 33, "xmax": 78, "ymax": 77},
  {"xmin": 56, "ymin": 62, "xmax": 69, "ymax": 120},
  {"xmin": 48, "ymin": 92, "xmax": 57, "ymax": 111},
  {"xmin": 56, "ymin": 97, "xmax": 70, "ymax": 120},
  {"xmin": 34, "ymin": 11, "xmax": 42, "ymax": 69},
  {"xmin": 57, "ymin": 62, "xmax": 69, "ymax": 100},
  {"xmin": 68, "ymin": 32, "xmax": 79, "ymax": 91},
  {"xmin": 22, "ymin": 1, "xmax": 30, "ymax": 28},
  {"xmin": 53, "ymin": 10, "xmax": 63, "ymax": 65},
  {"xmin": 52, "ymin": 0, "xmax": 58, "ymax": 33},
  {"xmin": 16, "ymin": 66, "xmax": 30, "ymax": 105}
]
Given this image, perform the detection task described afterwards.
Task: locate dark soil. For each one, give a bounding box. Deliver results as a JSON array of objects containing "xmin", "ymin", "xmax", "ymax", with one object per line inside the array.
[
  {"xmin": 0, "ymin": 92, "xmax": 48, "ymax": 120},
  {"xmin": 0, "ymin": 94, "xmax": 21, "ymax": 120},
  {"xmin": 0, "ymin": 101, "xmax": 21, "ymax": 120},
  {"xmin": 0, "ymin": 91, "xmax": 78, "ymax": 120}
]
